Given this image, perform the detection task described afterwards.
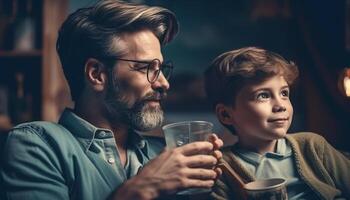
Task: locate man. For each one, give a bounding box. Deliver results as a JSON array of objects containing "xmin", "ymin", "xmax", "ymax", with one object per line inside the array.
[{"xmin": 0, "ymin": 1, "xmax": 223, "ymax": 199}]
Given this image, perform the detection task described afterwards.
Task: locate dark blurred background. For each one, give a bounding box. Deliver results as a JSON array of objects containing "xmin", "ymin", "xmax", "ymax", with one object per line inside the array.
[{"xmin": 1, "ymin": 0, "xmax": 350, "ymax": 150}]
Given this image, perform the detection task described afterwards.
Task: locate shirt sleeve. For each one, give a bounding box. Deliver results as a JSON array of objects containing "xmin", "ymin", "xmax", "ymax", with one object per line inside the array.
[{"xmin": 1, "ymin": 125, "xmax": 69, "ymax": 200}]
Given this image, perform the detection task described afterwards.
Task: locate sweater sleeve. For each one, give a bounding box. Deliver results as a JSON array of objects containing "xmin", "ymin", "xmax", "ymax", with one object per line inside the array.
[
  {"xmin": 321, "ymin": 137, "xmax": 350, "ymax": 198},
  {"xmin": 211, "ymin": 155, "xmax": 248, "ymax": 200},
  {"xmin": 211, "ymin": 178, "xmax": 231, "ymax": 200}
]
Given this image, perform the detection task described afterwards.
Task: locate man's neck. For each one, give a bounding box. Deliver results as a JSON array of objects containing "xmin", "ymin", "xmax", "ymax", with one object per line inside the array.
[
  {"xmin": 74, "ymin": 101, "xmax": 129, "ymax": 166},
  {"xmin": 73, "ymin": 101, "xmax": 129, "ymax": 150}
]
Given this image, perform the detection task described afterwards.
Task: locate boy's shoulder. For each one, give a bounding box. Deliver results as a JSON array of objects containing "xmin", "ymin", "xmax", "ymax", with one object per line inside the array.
[
  {"xmin": 286, "ymin": 132, "xmax": 331, "ymax": 157},
  {"xmin": 219, "ymin": 132, "xmax": 328, "ymax": 157},
  {"xmin": 286, "ymin": 132, "xmax": 327, "ymax": 145}
]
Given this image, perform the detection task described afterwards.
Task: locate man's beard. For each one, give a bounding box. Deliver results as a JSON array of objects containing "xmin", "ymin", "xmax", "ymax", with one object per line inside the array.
[{"xmin": 103, "ymin": 74, "xmax": 165, "ymax": 131}]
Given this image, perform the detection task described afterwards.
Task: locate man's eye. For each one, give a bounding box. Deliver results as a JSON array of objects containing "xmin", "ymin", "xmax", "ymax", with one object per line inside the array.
[
  {"xmin": 133, "ymin": 65, "xmax": 148, "ymax": 72},
  {"xmin": 257, "ymin": 92, "xmax": 270, "ymax": 100},
  {"xmin": 281, "ymin": 90, "xmax": 290, "ymax": 97}
]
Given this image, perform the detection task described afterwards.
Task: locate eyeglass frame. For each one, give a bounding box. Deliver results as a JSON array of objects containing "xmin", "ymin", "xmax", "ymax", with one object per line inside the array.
[{"xmin": 98, "ymin": 57, "xmax": 174, "ymax": 84}]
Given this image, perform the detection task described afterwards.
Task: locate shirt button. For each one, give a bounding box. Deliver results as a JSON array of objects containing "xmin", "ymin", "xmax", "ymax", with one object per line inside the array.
[
  {"xmin": 99, "ymin": 131, "xmax": 106, "ymax": 138},
  {"xmin": 108, "ymin": 158, "xmax": 115, "ymax": 164},
  {"xmin": 138, "ymin": 140, "xmax": 146, "ymax": 148}
]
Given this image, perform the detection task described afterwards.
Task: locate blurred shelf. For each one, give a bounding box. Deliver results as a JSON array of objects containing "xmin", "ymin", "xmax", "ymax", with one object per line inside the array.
[
  {"xmin": 0, "ymin": 50, "xmax": 42, "ymax": 57},
  {"xmin": 0, "ymin": 0, "xmax": 70, "ymax": 123}
]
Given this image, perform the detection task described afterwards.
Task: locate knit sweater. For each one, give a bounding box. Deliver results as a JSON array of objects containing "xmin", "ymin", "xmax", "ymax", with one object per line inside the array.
[{"xmin": 211, "ymin": 132, "xmax": 350, "ymax": 200}]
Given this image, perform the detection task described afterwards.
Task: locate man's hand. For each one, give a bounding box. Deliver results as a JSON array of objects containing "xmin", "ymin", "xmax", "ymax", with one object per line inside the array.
[{"xmin": 112, "ymin": 134, "xmax": 223, "ymax": 200}]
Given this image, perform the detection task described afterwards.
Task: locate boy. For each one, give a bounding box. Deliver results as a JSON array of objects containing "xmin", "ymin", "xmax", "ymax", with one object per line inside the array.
[{"xmin": 204, "ymin": 47, "xmax": 350, "ymax": 199}]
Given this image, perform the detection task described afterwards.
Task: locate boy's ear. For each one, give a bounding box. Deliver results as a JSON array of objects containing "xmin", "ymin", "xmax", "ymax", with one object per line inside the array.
[
  {"xmin": 215, "ymin": 103, "xmax": 235, "ymax": 126},
  {"xmin": 85, "ymin": 58, "xmax": 108, "ymax": 92}
]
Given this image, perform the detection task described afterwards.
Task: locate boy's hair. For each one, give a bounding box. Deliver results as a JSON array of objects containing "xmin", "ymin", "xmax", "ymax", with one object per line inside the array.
[
  {"xmin": 204, "ymin": 47, "xmax": 299, "ymax": 133},
  {"xmin": 56, "ymin": 0, "xmax": 179, "ymax": 102}
]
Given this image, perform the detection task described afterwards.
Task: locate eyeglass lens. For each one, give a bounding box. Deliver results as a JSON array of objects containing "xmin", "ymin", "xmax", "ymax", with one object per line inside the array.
[{"xmin": 147, "ymin": 60, "xmax": 172, "ymax": 83}]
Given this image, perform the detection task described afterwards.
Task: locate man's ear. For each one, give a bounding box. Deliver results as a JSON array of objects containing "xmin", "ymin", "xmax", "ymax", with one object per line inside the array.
[
  {"xmin": 215, "ymin": 103, "xmax": 235, "ymax": 126},
  {"xmin": 85, "ymin": 58, "xmax": 108, "ymax": 92}
]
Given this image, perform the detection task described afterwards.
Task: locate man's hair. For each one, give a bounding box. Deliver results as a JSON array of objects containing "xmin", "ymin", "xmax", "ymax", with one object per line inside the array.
[
  {"xmin": 205, "ymin": 46, "xmax": 299, "ymax": 108},
  {"xmin": 56, "ymin": 0, "xmax": 179, "ymax": 102}
]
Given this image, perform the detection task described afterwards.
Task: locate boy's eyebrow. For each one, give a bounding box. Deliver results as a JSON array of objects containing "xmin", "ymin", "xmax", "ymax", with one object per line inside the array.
[
  {"xmin": 281, "ymin": 85, "xmax": 290, "ymax": 89},
  {"xmin": 251, "ymin": 85, "xmax": 290, "ymax": 93}
]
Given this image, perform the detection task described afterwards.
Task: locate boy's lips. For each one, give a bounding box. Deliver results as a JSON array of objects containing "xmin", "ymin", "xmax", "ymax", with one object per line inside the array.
[
  {"xmin": 267, "ymin": 117, "xmax": 289, "ymax": 122},
  {"xmin": 267, "ymin": 117, "xmax": 290, "ymax": 128}
]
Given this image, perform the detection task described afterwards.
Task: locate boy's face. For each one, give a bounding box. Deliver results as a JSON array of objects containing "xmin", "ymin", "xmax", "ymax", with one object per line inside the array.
[{"xmin": 225, "ymin": 75, "xmax": 293, "ymax": 143}]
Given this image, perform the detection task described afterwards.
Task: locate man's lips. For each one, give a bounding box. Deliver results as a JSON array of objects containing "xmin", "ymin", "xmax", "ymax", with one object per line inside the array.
[
  {"xmin": 144, "ymin": 99, "xmax": 161, "ymax": 106},
  {"xmin": 141, "ymin": 92, "xmax": 166, "ymax": 106}
]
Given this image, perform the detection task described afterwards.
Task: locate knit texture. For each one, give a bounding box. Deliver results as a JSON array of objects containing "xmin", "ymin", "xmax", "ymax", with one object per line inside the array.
[{"xmin": 211, "ymin": 132, "xmax": 350, "ymax": 200}]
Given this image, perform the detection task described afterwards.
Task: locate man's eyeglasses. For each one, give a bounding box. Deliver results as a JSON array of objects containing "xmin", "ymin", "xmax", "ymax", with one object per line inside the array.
[{"xmin": 102, "ymin": 57, "xmax": 173, "ymax": 84}]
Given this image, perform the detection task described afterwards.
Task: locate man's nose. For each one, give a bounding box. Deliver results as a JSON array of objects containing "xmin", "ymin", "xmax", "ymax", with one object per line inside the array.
[{"xmin": 151, "ymin": 71, "xmax": 170, "ymax": 92}]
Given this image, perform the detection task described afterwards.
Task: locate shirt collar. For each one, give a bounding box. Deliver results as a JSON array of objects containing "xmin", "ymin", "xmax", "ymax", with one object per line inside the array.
[
  {"xmin": 132, "ymin": 130, "xmax": 147, "ymax": 149},
  {"xmin": 233, "ymin": 138, "xmax": 292, "ymax": 165},
  {"xmin": 59, "ymin": 108, "xmax": 148, "ymax": 151}
]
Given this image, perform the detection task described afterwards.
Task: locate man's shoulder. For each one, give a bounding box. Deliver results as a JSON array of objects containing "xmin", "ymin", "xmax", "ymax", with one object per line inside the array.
[
  {"xmin": 11, "ymin": 121, "xmax": 70, "ymax": 138},
  {"xmin": 7, "ymin": 121, "xmax": 76, "ymax": 149},
  {"xmin": 14, "ymin": 121, "xmax": 64, "ymax": 130}
]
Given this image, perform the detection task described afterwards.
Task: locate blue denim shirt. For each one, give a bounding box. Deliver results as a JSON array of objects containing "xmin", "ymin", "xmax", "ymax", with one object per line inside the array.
[{"xmin": 1, "ymin": 109, "xmax": 164, "ymax": 200}]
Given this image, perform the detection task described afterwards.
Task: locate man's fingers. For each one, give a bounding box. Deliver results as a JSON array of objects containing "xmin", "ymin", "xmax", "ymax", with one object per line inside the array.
[
  {"xmin": 185, "ymin": 154, "xmax": 218, "ymax": 168},
  {"xmin": 178, "ymin": 141, "xmax": 213, "ymax": 156},
  {"xmin": 184, "ymin": 168, "xmax": 218, "ymax": 180},
  {"xmin": 213, "ymin": 150, "xmax": 222, "ymax": 160},
  {"xmin": 180, "ymin": 179, "xmax": 215, "ymax": 189},
  {"xmin": 214, "ymin": 167, "xmax": 222, "ymax": 177},
  {"xmin": 208, "ymin": 133, "xmax": 224, "ymax": 149}
]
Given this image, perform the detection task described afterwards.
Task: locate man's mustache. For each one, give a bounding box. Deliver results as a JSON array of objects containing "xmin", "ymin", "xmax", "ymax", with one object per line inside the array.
[{"xmin": 142, "ymin": 91, "xmax": 167, "ymax": 101}]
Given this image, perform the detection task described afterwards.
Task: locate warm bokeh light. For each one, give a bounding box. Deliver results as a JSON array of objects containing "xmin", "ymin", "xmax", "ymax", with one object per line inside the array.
[
  {"xmin": 345, "ymin": 77, "xmax": 350, "ymax": 96},
  {"xmin": 339, "ymin": 68, "xmax": 350, "ymax": 97}
]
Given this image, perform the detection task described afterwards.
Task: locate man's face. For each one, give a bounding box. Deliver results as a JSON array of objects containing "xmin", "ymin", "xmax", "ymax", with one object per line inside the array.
[
  {"xmin": 227, "ymin": 75, "xmax": 293, "ymax": 144},
  {"xmin": 104, "ymin": 30, "xmax": 169, "ymax": 131}
]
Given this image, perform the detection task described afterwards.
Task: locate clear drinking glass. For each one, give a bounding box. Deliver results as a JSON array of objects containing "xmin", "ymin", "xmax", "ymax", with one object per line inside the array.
[{"xmin": 162, "ymin": 121, "xmax": 214, "ymax": 195}]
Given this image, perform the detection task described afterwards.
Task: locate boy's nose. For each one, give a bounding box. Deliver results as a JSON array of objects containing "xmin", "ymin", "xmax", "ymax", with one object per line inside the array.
[
  {"xmin": 273, "ymin": 105, "xmax": 287, "ymax": 112},
  {"xmin": 272, "ymin": 98, "xmax": 287, "ymax": 112}
]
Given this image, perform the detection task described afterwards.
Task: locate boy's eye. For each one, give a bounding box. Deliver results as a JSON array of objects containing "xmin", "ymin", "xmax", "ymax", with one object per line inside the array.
[
  {"xmin": 256, "ymin": 92, "xmax": 270, "ymax": 100},
  {"xmin": 281, "ymin": 89, "xmax": 290, "ymax": 97}
]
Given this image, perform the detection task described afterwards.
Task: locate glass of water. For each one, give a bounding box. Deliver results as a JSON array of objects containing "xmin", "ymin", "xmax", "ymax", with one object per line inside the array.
[{"xmin": 162, "ymin": 121, "xmax": 214, "ymax": 195}]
